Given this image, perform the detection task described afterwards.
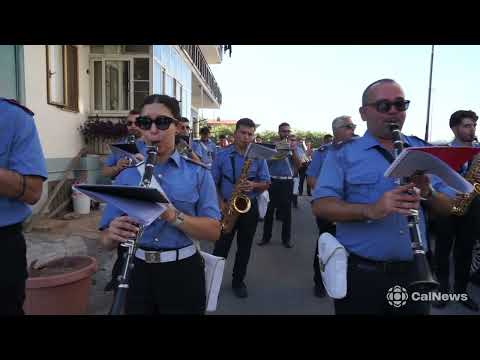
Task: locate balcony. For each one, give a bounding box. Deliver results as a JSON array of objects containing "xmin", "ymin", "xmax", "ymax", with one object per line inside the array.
[
  {"xmin": 199, "ymin": 45, "xmax": 223, "ymax": 64},
  {"xmin": 179, "ymin": 45, "xmax": 222, "ymax": 106}
]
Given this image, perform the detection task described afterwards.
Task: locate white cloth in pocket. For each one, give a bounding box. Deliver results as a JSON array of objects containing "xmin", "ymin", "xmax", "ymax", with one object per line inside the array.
[
  {"xmin": 317, "ymin": 232, "xmax": 349, "ymax": 299},
  {"xmin": 257, "ymin": 190, "xmax": 270, "ymax": 219},
  {"xmin": 292, "ymin": 177, "xmax": 300, "ymax": 195},
  {"xmin": 200, "ymin": 251, "xmax": 225, "ymax": 312}
]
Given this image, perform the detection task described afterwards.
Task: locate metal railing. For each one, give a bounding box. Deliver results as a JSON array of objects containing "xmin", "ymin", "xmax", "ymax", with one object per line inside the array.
[{"xmin": 179, "ymin": 45, "xmax": 222, "ymax": 105}]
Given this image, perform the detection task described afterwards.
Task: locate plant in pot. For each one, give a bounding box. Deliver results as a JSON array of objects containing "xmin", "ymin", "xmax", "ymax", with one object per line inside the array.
[{"xmin": 78, "ymin": 116, "xmax": 128, "ymax": 155}]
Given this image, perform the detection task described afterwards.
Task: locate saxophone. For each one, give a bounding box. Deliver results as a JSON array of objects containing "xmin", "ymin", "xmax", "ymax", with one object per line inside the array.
[
  {"xmin": 451, "ymin": 153, "xmax": 480, "ymax": 216},
  {"xmin": 220, "ymin": 158, "xmax": 253, "ymax": 234}
]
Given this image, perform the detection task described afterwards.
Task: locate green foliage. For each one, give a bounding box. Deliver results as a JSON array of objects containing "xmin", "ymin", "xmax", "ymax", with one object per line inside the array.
[
  {"xmin": 210, "ymin": 125, "xmax": 235, "ymax": 142},
  {"xmin": 256, "ymin": 129, "xmax": 328, "ymax": 148}
]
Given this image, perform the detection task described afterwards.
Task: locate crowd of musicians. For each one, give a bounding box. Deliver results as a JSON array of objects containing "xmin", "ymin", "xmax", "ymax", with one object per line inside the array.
[{"xmin": 2, "ymin": 77, "xmax": 480, "ymax": 315}]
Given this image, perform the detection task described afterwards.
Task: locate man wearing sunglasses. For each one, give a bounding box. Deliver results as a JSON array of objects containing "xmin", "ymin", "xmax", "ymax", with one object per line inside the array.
[
  {"xmin": 312, "ymin": 79, "xmax": 456, "ymax": 315},
  {"xmin": 307, "ymin": 115, "xmax": 357, "ymax": 298},
  {"xmin": 101, "ymin": 109, "xmax": 146, "ymax": 181},
  {"xmin": 192, "ymin": 126, "xmax": 217, "ymax": 169},
  {"xmin": 431, "ymin": 110, "xmax": 480, "ymax": 312}
]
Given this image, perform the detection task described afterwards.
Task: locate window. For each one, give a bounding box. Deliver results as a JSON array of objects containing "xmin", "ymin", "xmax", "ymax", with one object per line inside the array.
[
  {"xmin": 175, "ymin": 79, "xmax": 182, "ymax": 102},
  {"xmin": 91, "ymin": 56, "xmax": 150, "ymax": 113},
  {"xmin": 133, "ymin": 58, "xmax": 149, "ymax": 110},
  {"xmin": 164, "ymin": 74, "xmax": 174, "ymax": 97},
  {"xmin": 46, "ymin": 45, "xmax": 78, "ymax": 111},
  {"xmin": 105, "ymin": 60, "xmax": 130, "ymax": 111}
]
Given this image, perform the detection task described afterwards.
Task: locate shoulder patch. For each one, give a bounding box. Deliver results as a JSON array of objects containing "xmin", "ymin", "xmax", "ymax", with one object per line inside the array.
[
  {"xmin": 182, "ymin": 155, "xmax": 210, "ymax": 169},
  {"xmin": 332, "ymin": 137, "xmax": 358, "ymax": 149},
  {"xmin": 1, "ymin": 98, "xmax": 34, "ymax": 116}
]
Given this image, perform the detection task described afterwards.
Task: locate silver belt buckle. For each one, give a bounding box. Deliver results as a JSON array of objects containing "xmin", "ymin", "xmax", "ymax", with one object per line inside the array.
[{"xmin": 144, "ymin": 251, "xmax": 161, "ymax": 263}]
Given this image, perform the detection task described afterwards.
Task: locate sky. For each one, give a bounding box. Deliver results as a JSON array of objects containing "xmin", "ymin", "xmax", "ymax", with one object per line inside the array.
[{"xmin": 202, "ymin": 45, "xmax": 480, "ymax": 143}]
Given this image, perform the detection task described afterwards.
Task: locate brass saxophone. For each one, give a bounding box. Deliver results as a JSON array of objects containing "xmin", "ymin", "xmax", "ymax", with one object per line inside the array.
[
  {"xmin": 451, "ymin": 153, "xmax": 480, "ymax": 215},
  {"xmin": 220, "ymin": 158, "xmax": 253, "ymax": 234}
]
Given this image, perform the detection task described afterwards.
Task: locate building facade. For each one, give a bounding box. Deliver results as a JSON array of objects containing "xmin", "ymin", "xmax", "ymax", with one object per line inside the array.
[{"xmin": 0, "ymin": 44, "xmax": 224, "ymax": 214}]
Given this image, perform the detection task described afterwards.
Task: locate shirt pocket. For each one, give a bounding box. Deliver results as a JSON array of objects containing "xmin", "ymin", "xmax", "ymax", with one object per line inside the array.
[
  {"xmin": 170, "ymin": 189, "xmax": 199, "ymax": 216},
  {"xmin": 345, "ymin": 172, "xmax": 379, "ymax": 203}
]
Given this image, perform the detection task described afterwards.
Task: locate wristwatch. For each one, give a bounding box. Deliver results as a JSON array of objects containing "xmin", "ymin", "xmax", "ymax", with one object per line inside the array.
[{"xmin": 171, "ymin": 209, "xmax": 186, "ymax": 227}]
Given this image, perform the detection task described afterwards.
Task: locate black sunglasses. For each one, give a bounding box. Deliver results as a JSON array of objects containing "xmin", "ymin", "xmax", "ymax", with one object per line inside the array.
[
  {"xmin": 340, "ymin": 123, "xmax": 357, "ymax": 130},
  {"xmin": 135, "ymin": 116, "xmax": 176, "ymax": 130},
  {"xmin": 366, "ymin": 99, "xmax": 410, "ymax": 113}
]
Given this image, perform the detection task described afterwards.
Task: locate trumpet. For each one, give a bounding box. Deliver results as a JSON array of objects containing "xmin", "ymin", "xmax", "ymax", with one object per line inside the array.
[{"xmin": 270, "ymin": 138, "xmax": 292, "ymax": 160}]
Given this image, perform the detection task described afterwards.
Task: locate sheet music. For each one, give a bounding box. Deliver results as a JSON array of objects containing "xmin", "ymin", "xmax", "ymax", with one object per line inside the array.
[{"xmin": 384, "ymin": 148, "xmax": 474, "ymax": 193}]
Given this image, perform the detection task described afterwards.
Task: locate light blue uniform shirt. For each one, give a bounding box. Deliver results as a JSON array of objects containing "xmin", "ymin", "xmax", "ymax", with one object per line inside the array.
[
  {"xmin": 211, "ymin": 145, "xmax": 271, "ymax": 201},
  {"xmin": 192, "ymin": 138, "xmax": 217, "ymax": 168},
  {"xmin": 312, "ymin": 130, "xmax": 456, "ymax": 261},
  {"xmin": 306, "ymin": 144, "xmax": 332, "ymax": 179},
  {"xmin": 104, "ymin": 138, "xmax": 146, "ymax": 167},
  {"xmin": 99, "ymin": 150, "xmax": 221, "ymax": 250},
  {"xmin": 0, "ymin": 99, "xmax": 48, "ymax": 226}
]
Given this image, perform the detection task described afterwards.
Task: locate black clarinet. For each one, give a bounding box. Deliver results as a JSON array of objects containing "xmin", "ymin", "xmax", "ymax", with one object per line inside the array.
[
  {"xmin": 109, "ymin": 144, "xmax": 158, "ymax": 315},
  {"xmin": 389, "ymin": 123, "xmax": 439, "ymax": 292}
]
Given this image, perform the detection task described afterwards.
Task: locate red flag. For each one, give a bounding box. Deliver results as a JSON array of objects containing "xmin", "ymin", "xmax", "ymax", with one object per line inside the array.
[{"xmin": 414, "ymin": 146, "xmax": 480, "ymax": 172}]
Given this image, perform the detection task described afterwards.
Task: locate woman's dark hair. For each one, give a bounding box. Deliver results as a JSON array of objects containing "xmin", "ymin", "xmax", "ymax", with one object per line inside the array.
[
  {"xmin": 141, "ymin": 94, "xmax": 181, "ymax": 120},
  {"xmin": 236, "ymin": 118, "xmax": 256, "ymax": 131},
  {"xmin": 129, "ymin": 109, "xmax": 140, "ymax": 115},
  {"xmin": 449, "ymin": 110, "xmax": 478, "ymax": 128}
]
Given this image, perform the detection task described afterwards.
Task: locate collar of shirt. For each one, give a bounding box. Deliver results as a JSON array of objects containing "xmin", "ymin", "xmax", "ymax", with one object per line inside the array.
[
  {"xmin": 449, "ymin": 138, "xmax": 478, "ymax": 147},
  {"xmin": 141, "ymin": 148, "xmax": 182, "ymax": 168},
  {"xmin": 356, "ymin": 129, "xmax": 414, "ymax": 151}
]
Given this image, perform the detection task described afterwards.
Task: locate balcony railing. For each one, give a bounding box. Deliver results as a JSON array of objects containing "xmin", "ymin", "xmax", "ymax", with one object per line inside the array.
[{"xmin": 179, "ymin": 45, "xmax": 222, "ymax": 106}]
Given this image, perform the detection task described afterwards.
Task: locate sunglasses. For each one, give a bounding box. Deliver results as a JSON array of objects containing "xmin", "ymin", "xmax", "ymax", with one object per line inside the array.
[
  {"xmin": 366, "ymin": 99, "xmax": 410, "ymax": 113},
  {"xmin": 135, "ymin": 116, "xmax": 176, "ymax": 130},
  {"xmin": 340, "ymin": 123, "xmax": 357, "ymax": 130}
]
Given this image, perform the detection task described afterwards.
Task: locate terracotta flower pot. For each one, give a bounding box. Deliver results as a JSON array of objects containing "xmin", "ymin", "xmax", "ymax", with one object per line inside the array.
[{"xmin": 24, "ymin": 256, "xmax": 98, "ymax": 315}]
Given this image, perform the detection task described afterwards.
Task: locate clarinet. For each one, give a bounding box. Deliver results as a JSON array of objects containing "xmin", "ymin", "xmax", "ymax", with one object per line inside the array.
[
  {"xmin": 389, "ymin": 123, "xmax": 439, "ymax": 292},
  {"xmin": 109, "ymin": 144, "xmax": 158, "ymax": 315}
]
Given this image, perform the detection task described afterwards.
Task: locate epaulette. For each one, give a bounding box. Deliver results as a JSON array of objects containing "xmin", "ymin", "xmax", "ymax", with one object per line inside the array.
[
  {"xmin": 182, "ymin": 155, "xmax": 210, "ymax": 169},
  {"xmin": 332, "ymin": 137, "xmax": 358, "ymax": 149},
  {"xmin": 0, "ymin": 98, "xmax": 34, "ymax": 116}
]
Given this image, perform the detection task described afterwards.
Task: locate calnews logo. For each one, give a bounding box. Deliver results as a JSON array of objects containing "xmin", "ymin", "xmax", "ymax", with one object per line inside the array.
[{"xmin": 386, "ymin": 286, "xmax": 468, "ymax": 307}]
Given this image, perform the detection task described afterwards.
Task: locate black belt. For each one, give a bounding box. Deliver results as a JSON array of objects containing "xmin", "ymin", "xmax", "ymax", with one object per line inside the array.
[
  {"xmin": 349, "ymin": 253, "xmax": 413, "ymax": 273},
  {"xmin": 0, "ymin": 222, "xmax": 23, "ymax": 233}
]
